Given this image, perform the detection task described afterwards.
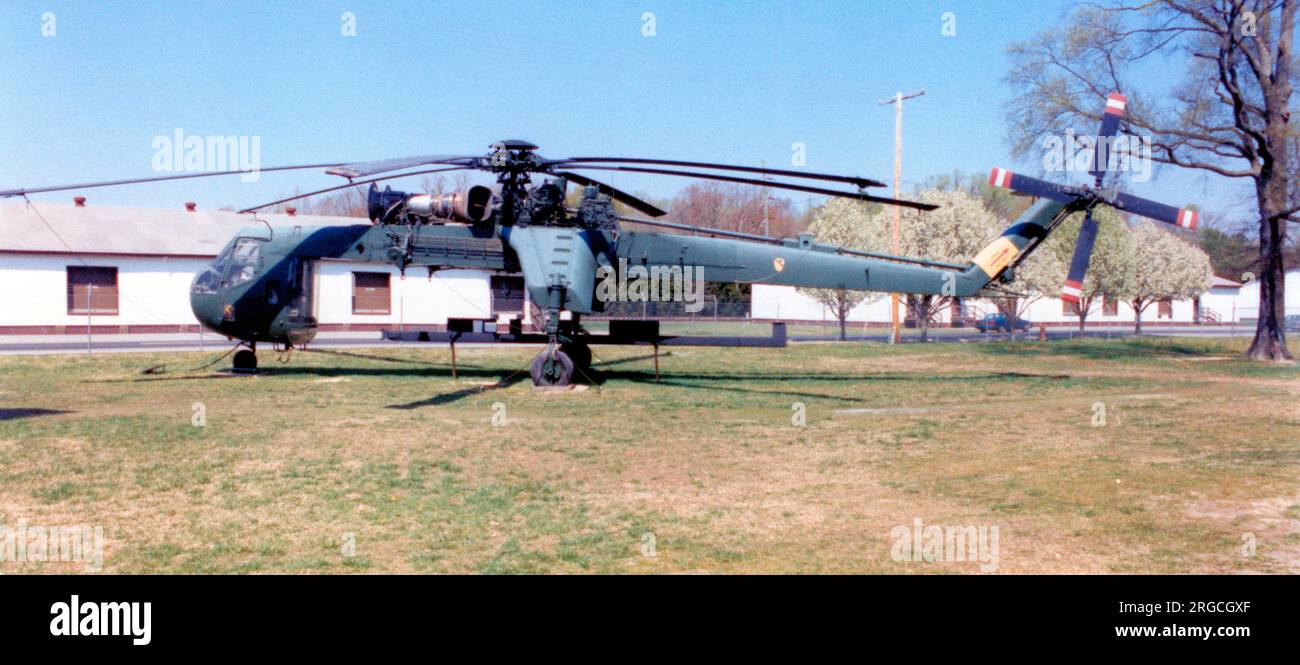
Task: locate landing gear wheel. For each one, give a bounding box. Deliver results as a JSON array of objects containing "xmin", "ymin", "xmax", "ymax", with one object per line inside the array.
[
  {"xmin": 232, "ymin": 349, "xmax": 258, "ymax": 373},
  {"xmin": 530, "ymin": 349, "xmax": 574, "ymax": 387},
  {"xmin": 561, "ymin": 343, "xmax": 592, "ymax": 372}
]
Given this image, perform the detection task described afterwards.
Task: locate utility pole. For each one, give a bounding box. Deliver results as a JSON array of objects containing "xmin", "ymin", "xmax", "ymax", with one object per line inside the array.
[
  {"xmin": 878, "ymin": 88, "xmax": 924, "ymax": 344},
  {"xmin": 760, "ymin": 159, "xmax": 770, "ymax": 237}
]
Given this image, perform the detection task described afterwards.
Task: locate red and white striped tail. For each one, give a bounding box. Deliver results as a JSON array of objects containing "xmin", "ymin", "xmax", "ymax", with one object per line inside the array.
[
  {"xmin": 1176, "ymin": 208, "xmax": 1198, "ymax": 230},
  {"xmin": 1104, "ymin": 93, "xmax": 1128, "ymax": 116},
  {"xmin": 1060, "ymin": 279, "xmax": 1083, "ymax": 304},
  {"xmin": 988, "ymin": 167, "xmax": 1013, "ymax": 189}
]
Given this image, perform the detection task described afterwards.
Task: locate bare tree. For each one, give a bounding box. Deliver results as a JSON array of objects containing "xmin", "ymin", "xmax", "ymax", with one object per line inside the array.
[
  {"xmin": 668, "ymin": 182, "xmax": 802, "ymax": 238},
  {"xmin": 1006, "ymin": 0, "xmax": 1295, "ymax": 360}
]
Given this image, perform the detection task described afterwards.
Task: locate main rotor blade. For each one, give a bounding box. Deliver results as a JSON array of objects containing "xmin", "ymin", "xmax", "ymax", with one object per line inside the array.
[
  {"xmin": 548, "ymin": 157, "xmax": 887, "ymax": 189},
  {"xmin": 0, "ymin": 163, "xmax": 347, "ymax": 199},
  {"xmin": 553, "ymin": 171, "xmax": 667, "ymax": 217},
  {"xmin": 1061, "ymin": 210, "xmax": 1100, "ymax": 304},
  {"xmin": 325, "ymin": 155, "xmax": 480, "ymax": 179},
  {"xmin": 1111, "ymin": 191, "xmax": 1198, "ymax": 230},
  {"xmin": 238, "ymin": 166, "xmax": 474, "ymax": 213},
  {"xmin": 564, "ymin": 165, "xmax": 937, "ymax": 211}
]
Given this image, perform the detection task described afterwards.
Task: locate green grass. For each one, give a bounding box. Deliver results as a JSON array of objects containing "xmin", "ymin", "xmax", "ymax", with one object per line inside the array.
[{"xmin": 0, "ymin": 335, "xmax": 1296, "ymax": 573}]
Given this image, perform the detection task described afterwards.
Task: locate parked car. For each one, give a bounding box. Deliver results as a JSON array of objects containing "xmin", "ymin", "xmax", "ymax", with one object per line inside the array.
[
  {"xmin": 975, "ymin": 313, "xmax": 1031, "ymax": 333},
  {"xmin": 1285, "ymin": 314, "xmax": 1300, "ymax": 332}
]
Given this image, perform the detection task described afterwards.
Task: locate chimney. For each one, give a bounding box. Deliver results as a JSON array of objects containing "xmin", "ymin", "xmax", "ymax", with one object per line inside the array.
[
  {"xmin": 185, "ymin": 202, "xmax": 197, "ymax": 212},
  {"xmin": 286, "ymin": 206, "xmax": 297, "ymax": 216},
  {"xmin": 73, "ymin": 196, "xmax": 86, "ymax": 207}
]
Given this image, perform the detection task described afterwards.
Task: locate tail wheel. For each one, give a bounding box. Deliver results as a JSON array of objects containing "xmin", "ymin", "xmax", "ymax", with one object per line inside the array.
[
  {"xmin": 530, "ymin": 349, "xmax": 574, "ymax": 387},
  {"xmin": 232, "ymin": 349, "xmax": 258, "ymax": 373}
]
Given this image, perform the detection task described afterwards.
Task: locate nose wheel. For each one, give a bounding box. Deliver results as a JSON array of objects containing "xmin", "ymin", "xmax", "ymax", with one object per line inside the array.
[{"xmin": 232, "ymin": 344, "xmax": 258, "ymax": 373}]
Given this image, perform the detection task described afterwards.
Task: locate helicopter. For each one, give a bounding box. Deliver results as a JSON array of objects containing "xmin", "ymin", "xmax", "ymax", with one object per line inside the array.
[{"xmin": 1, "ymin": 93, "xmax": 1198, "ymax": 387}]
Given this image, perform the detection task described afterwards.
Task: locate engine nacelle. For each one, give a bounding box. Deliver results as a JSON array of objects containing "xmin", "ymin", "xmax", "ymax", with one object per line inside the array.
[
  {"xmin": 367, "ymin": 183, "xmax": 494, "ymax": 225},
  {"xmin": 413, "ymin": 186, "xmax": 494, "ymax": 223}
]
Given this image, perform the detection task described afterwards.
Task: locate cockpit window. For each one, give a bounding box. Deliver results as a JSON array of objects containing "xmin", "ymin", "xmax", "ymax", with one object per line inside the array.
[
  {"xmin": 191, "ymin": 268, "xmax": 221, "ymax": 294},
  {"xmin": 231, "ymin": 238, "xmax": 260, "ymax": 262},
  {"xmin": 221, "ymin": 238, "xmax": 261, "ymax": 288}
]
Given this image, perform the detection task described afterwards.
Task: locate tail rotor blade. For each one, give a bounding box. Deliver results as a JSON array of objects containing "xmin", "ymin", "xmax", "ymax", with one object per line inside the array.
[
  {"xmin": 987, "ymin": 168, "xmax": 1080, "ymax": 204},
  {"xmin": 1091, "ymin": 93, "xmax": 1127, "ymax": 184},
  {"xmin": 1061, "ymin": 211, "xmax": 1100, "ymax": 304},
  {"xmin": 1111, "ymin": 191, "xmax": 1198, "ymax": 230}
]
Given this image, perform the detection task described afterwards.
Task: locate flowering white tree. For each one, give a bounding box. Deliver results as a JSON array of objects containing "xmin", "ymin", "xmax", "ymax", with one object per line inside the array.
[
  {"xmin": 991, "ymin": 239, "xmax": 1064, "ymax": 338},
  {"xmin": 796, "ymin": 199, "xmax": 883, "ymax": 340},
  {"xmin": 858, "ymin": 189, "xmax": 1004, "ymax": 341},
  {"xmin": 1042, "ymin": 208, "xmax": 1137, "ymax": 332},
  {"xmin": 1120, "ymin": 222, "xmax": 1214, "ymax": 334}
]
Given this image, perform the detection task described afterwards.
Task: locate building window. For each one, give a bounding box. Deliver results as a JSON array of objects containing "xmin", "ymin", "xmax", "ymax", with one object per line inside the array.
[
  {"xmin": 1062, "ymin": 299, "xmax": 1078, "ymax": 316},
  {"xmin": 491, "ymin": 276, "xmax": 526, "ymax": 314},
  {"xmin": 1102, "ymin": 296, "xmax": 1118, "ymax": 316},
  {"xmin": 1157, "ymin": 299, "xmax": 1173, "ymax": 319},
  {"xmin": 67, "ymin": 266, "xmax": 118, "ymax": 315},
  {"xmin": 351, "ymin": 272, "xmax": 391, "ymax": 314}
]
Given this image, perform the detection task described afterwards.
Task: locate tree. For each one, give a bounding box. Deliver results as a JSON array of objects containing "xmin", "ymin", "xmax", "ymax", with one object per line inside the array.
[
  {"xmin": 867, "ymin": 189, "xmax": 1005, "ymax": 341},
  {"xmin": 1006, "ymin": 0, "xmax": 1296, "ymax": 360},
  {"xmin": 1121, "ymin": 221, "xmax": 1216, "ymax": 333},
  {"xmin": 795, "ymin": 199, "xmax": 884, "ymax": 340},
  {"xmin": 1044, "ymin": 209, "xmax": 1137, "ymax": 332},
  {"xmin": 991, "ymin": 236, "xmax": 1065, "ymax": 337},
  {"xmin": 1199, "ymin": 223, "xmax": 1260, "ymax": 278},
  {"xmin": 922, "ymin": 172, "xmax": 1049, "ymax": 334},
  {"xmin": 801, "ymin": 189, "xmax": 1004, "ymax": 341},
  {"xmin": 668, "ymin": 182, "xmax": 803, "ymax": 238}
]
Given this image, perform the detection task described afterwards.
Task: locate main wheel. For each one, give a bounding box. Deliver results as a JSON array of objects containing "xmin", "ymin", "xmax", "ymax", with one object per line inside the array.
[
  {"xmin": 561, "ymin": 343, "xmax": 592, "ymax": 371},
  {"xmin": 530, "ymin": 349, "xmax": 574, "ymax": 387},
  {"xmin": 232, "ymin": 349, "xmax": 258, "ymax": 373}
]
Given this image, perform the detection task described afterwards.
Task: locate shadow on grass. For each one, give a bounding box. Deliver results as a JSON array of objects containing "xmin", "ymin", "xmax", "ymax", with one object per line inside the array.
[
  {"xmin": 584, "ymin": 368, "xmax": 1070, "ymax": 403},
  {"xmin": 972, "ymin": 337, "xmax": 1224, "ymax": 361},
  {"xmin": 299, "ymin": 347, "xmax": 465, "ymax": 368},
  {"xmin": 387, "ymin": 372, "xmax": 532, "ymax": 409},
  {"xmin": 0, "ymin": 408, "xmax": 72, "ymax": 421}
]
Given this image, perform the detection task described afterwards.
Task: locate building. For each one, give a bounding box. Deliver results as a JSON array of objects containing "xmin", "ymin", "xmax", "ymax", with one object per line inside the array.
[
  {"xmin": 752, "ymin": 269, "xmax": 1297, "ymax": 328},
  {"xmin": 1230, "ymin": 268, "xmax": 1300, "ymax": 322},
  {"xmin": 0, "ymin": 200, "xmax": 504, "ymax": 335}
]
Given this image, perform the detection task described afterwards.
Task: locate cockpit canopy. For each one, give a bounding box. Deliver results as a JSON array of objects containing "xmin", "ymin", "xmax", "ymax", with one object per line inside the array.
[{"xmin": 191, "ymin": 236, "xmax": 261, "ymax": 295}]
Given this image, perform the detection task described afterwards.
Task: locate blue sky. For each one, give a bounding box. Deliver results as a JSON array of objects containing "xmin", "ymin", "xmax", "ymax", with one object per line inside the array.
[{"xmin": 0, "ymin": 0, "xmax": 1257, "ymax": 225}]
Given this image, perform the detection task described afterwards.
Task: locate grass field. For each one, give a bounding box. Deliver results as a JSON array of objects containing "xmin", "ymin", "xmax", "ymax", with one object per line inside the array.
[{"xmin": 1, "ymin": 336, "xmax": 1297, "ymax": 574}]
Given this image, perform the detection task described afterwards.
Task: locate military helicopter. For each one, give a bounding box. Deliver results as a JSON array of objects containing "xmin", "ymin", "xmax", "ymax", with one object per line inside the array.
[{"xmin": 1, "ymin": 94, "xmax": 1198, "ymax": 386}]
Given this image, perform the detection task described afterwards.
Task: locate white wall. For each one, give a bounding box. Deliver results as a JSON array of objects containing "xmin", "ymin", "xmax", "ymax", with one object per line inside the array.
[
  {"xmin": 752, "ymin": 285, "xmax": 958, "ymax": 323},
  {"xmin": 0, "ymin": 254, "xmax": 210, "ymax": 327},
  {"xmin": 1199, "ymin": 287, "xmax": 1240, "ymax": 323},
  {"xmin": 753, "ymin": 283, "xmax": 1212, "ymax": 325},
  {"xmin": 1231, "ymin": 269, "xmax": 1300, "ymax": 320},
  {"xmin": 0, "ymin": 253, "xmax": 495, "ymax": 330},
  {"xmin": 315, "ymin": 261, "xmax": 493, "ymax": 326}
]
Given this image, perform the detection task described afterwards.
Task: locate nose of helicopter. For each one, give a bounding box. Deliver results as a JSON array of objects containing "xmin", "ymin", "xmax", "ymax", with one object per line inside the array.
[{"xmin": 189, "ymin": 268, "xmax": 226, "ymax": 334}]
